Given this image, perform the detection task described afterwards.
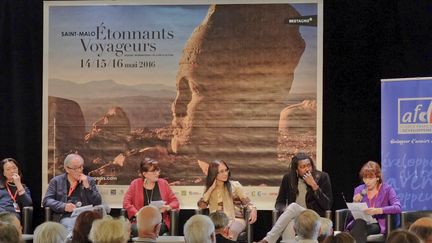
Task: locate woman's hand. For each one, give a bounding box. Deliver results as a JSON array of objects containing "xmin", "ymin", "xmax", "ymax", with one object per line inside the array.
[
  {"xmin": 364, "ymin": 207, "xmax": 383, "ymax": 215},
  {"xmin": 353, "ymin": 193, "xmax": 363, "ymax": 202},
  {"xmin": 160, "ymin": 205, "xmax": 171, "ymax": 213},
  {"xmin": 11, "ymin": 173, "xmax": 22, "ymax": 185},
  {"xmin": 302, "ymin": 172, "xmax": 319, "ymax": 191},
  {"xmin": 248, "ymin": 207, "xmax": 257, "ymax": 224},
  {"xmin": 203, "ymin": 180, "xmax": 217, "ymax": 201}
]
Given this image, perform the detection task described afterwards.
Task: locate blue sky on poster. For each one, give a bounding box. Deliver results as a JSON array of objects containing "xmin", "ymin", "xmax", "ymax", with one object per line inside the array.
[{"xmin": 48, "ymin": 4, "xmax": 317, "ymax": 93}]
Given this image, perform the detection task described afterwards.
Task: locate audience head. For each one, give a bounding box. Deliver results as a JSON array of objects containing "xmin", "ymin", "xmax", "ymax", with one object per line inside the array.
[
  {"xmin": 387, "ymin": 229, "xmax": 422, "ymax": 243},
  {"xmin": 184, "ymin": 214, "xmax": 215, "ymax": 243},
  {"xmin": 209, "ymin": 211, "xmax": 229, "ymax": 231},
  {"xmin": 359, "ymin": 161, "xmax": 382, "ymax": 184},
  {"xmin": 0, "ymin": 212, "xmax": 22, "ymax": 236},
  {"xmin": 409, "ymin": 217, "xmax": 432, "ymax": 243},
  {"xmin": 318, "ymin": 217, "xmax": 333, "ymax": 242},
  {"xmin": 33, "ymin": 221, "xmax": 68, "ymax": 243},
  {"xmin": 88, "ymin": 216, "xmax": 130, "ymax": 243},
  {"xmin": 206, "ymin": 160, "xmax": 231, "ymax": 192},
  {"xmin": 290, "ymin": 152, "xmax": 316, "ymax": 178},
  {"xmin": 0, "ymin": 158, "xmax": 23, "ymax": 185},
  {"xmin": 322, "ymin": 232, "xmax": 356, "ymax": 243},
  {"xmin": 136, "ymin": 205, "xmax": 162, "ymax": 238},
  {"xmin": 71, "ymin": 210, "xmax": 103, "ymax": 243},
  {"xmin": 0, "ymin": 221, "xmax": 20, "ymax": 243},
  {"xmin": 294, "ymin": 209, "xmax": 321, "ymax": 240}
]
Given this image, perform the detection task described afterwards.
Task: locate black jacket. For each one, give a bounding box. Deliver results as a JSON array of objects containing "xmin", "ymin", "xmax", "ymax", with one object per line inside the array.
[{"xmin": 275, "ymin": 170, "xmax": 332, "ymax": 217}]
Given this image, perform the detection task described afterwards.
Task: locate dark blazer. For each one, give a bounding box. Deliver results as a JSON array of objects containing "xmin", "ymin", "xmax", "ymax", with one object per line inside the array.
[
  {"xmin": 42, "ymin": 173, "xmax": 102, "ymax": 221},
  {"xmin": 275, "ymin": 170, "xmax": 332, "ymax": 217}
]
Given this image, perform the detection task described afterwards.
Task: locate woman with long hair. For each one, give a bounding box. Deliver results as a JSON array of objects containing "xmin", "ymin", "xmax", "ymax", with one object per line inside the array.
[
  {"xmin": 0, "ymin": 158, "xmax": 32, "ymax": 218},
  {"xmin": 198, "ymin": 160, "xmax": 257, "ymax": 241}
]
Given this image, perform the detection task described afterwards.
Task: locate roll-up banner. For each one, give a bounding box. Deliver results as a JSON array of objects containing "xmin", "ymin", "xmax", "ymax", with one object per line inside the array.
[{"xmin": 381, "ymin": 77, "xmax": 432, "ymax": 210}]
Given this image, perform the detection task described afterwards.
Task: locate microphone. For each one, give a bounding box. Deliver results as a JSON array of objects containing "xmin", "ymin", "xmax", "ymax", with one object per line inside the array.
[
  {"xmin": 361, "ymin": 189, "xmax": 367, "ymax": 197},
  {"xmin": 341, "ymin": 192, "xmax": 349, "ymax": 230}
]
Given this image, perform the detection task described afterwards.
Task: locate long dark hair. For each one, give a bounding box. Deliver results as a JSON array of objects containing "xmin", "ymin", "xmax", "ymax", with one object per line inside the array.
[
  {"xmin": 0, "ymin": 158, "xmax": 24, "ymax": 188},
  {"xmin": 205, "ymin": 160, "xmax": 232, "ymax": 197},
  {"xmin": 289, "ymin": 153, "xmax": 317, "ymax": 197}
]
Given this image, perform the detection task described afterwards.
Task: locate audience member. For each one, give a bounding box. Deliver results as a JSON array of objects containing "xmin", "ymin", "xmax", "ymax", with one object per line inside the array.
[
  {"xmin": 292, "ymin": 209, "xmax": 321, "ymax": 242},
  {"xmin": 123, "ymin": 157, "xmax": 179, "ymax": 236},
  {"xmin": 409, "ymin": 217, "xmax": 432, "ymax": 243},
  {"xmin": 209, "ymin": 211, "xmax": 236, "ymax": 243},
  {"xmin": 88, "ymin": 216, "xmax": 130, "ymax": 243},
  {"xmin": 0, "ymin": 211, "xmax": 22, "ymax": 237},
  {"xmin": 386, "ymin": 229, "xmax": 421, "ymax": 243},
  {"xmin": 42, "ymin": 153, "xmax": 103, "ymax": 232},
  {"xmin": 347, "ymin": 161, "xmax": 401, "ymax": 243},
  {"xmin": 0, "ymin": 221, "xmax": 20, "ymax": 243},
  {"xmin": 184, "ymin": 214, "xmax": 215, "ymax": 243},
  {"xmin": 0, "ymin": 158, "xmax": 33, "ymax": 218},
  {"xmin": 70, "ymin": 210, "xmax": 102, "ymax": 243},
  {"xmin": 133, "ymin": 205, "xmax": 162, "ymax": 242},
  {"xmin": 198, "ymin": 159, "xmax": 257, "ymax": 240},
  {"xmin": 322, "ymin": 232, "xmax": 355, "ymax": 243},
  {"xmin": 256, "ymin": 203, "xmax": 332, "ymax": 243},
  {"xmin": 33, "ymin": 221, "xmax": 68, "ymax": 243},
  {"xmin": 275, "ymin": 153, "xmax": 332, "ymax": 217}
]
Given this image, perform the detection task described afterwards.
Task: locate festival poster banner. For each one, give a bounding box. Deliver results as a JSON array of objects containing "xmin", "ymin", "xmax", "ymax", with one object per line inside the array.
[
  {"xmin": 381, "ymin": 77, "xmax": 432, "ymax": 211},
  {"xmin": 43, "ymin": 1, "xmax": 323, "ymax": 209}
]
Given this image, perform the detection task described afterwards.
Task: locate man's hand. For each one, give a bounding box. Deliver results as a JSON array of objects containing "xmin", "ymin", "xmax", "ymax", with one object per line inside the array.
[
  {"xmin": 248, "ymin": 208, "xmax": 257, "ymax": 224},
  {"xmin": 78, "ymin": 174, "xmax": 90, "ymax": 188},
  {"xmin": 64, "ymin": 203, "xmax": 76, "ymax": 212},
  {"xmin": 302, "ymin": 172, "xmax": 319, "ymax": 191}
]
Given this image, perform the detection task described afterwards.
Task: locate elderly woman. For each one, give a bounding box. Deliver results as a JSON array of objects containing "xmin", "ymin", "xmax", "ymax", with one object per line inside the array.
[
  {"xmin": 123, "ymin": 157, "xmax": 179, "ymax": 235},
  {"xmin": 0, "ymin": 158, "xmax": 32, "ymax": 218},
  {"xmin": 198, "ymin": 160, "xmax": 257, "ymax": 241},
  {"xmin": 347, "ymin": 161, "xmax": 401, "ymax": 243}
]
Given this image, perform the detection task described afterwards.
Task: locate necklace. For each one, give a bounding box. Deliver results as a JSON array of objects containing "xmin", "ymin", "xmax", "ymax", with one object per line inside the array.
[{"xmin": 145, "ymin": 187, "xmax": 154, "ymax": 205}]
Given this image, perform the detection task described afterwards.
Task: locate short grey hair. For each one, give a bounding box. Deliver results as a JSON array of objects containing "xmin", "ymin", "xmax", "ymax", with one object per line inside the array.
[
  {"xmin": 184, "ymin": 214, "xmax": 215, "ymax": 243},
  {"xmin": 33, "ymin": 221, "xmax": 68, "ymax": 243},
  {"xmin": 64, "ymin": 153, "xmax": 84, "ymax": 167},
  {"xmin": 294, "ymin": 209, "xmax": 321, "ymax": 240},
  {"xmin": 209, "ymin": 211, "xmax": 229, "ymax": 230}
]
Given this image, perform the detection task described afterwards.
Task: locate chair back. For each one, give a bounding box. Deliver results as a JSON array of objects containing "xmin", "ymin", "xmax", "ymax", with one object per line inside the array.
[{"xmin": 401, "ymin": 210, "xmax": 432, "ymax": 229}]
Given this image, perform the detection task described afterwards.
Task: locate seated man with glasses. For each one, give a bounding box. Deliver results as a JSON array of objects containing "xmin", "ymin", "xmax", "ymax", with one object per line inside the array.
[{"xmin": 43, "ymin": 153, "xmax": 103, "ymax": 233}]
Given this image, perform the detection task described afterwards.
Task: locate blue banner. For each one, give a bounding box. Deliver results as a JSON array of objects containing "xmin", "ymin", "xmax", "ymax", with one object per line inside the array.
[{"xmin": 381, "ymin": 77, "xmax": 432, "ymax": 211}]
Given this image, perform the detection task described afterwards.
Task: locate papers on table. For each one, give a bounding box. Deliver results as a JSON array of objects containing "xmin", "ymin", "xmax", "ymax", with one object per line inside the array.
[{"xmin": 346, "ymin": 202, "xmax": 377, "ymax": 224}]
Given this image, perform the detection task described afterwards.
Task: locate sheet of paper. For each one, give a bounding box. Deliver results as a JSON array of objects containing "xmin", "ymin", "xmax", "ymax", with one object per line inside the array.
[
  {"xmin": 71, "ymin": 204, "xmax": 93, "ymax": 217},
  {"xmin": 346, "ymin": 202, "xmax": 377, "ymax": 224},
  {"xmin": 150, "ymin": 200, "xmax": 166, "ymax": 209}
]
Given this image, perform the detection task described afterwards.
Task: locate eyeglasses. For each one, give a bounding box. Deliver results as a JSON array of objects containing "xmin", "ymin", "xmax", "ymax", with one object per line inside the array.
[
  {"xmin": 66, "ymin": 166, "xmax": 83, "ymax": 172},
  {"xmin": 218, "ymin": 168, "xmax": 229, "ymax": 174}
]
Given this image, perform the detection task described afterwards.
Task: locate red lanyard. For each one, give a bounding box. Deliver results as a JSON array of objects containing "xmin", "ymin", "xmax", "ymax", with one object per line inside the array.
[
  {"xmin": 6, "ymin": 183, "xmax": 18, "ymax": 202},
  {"xmin": 68, "ymin": 181, "xmax": 79, "ymax": 197}
]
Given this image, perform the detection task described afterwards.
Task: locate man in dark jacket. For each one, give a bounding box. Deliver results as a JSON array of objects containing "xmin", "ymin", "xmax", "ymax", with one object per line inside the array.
[{"xmin": 275, "ymin": 152, "xmax": 332, "ymax": 217}]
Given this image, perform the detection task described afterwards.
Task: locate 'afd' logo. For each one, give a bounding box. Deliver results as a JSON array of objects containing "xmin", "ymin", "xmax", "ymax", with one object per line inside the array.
[{"xmin": 398, "ymin": 98, "xmax": 432, "ymax": 134}]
